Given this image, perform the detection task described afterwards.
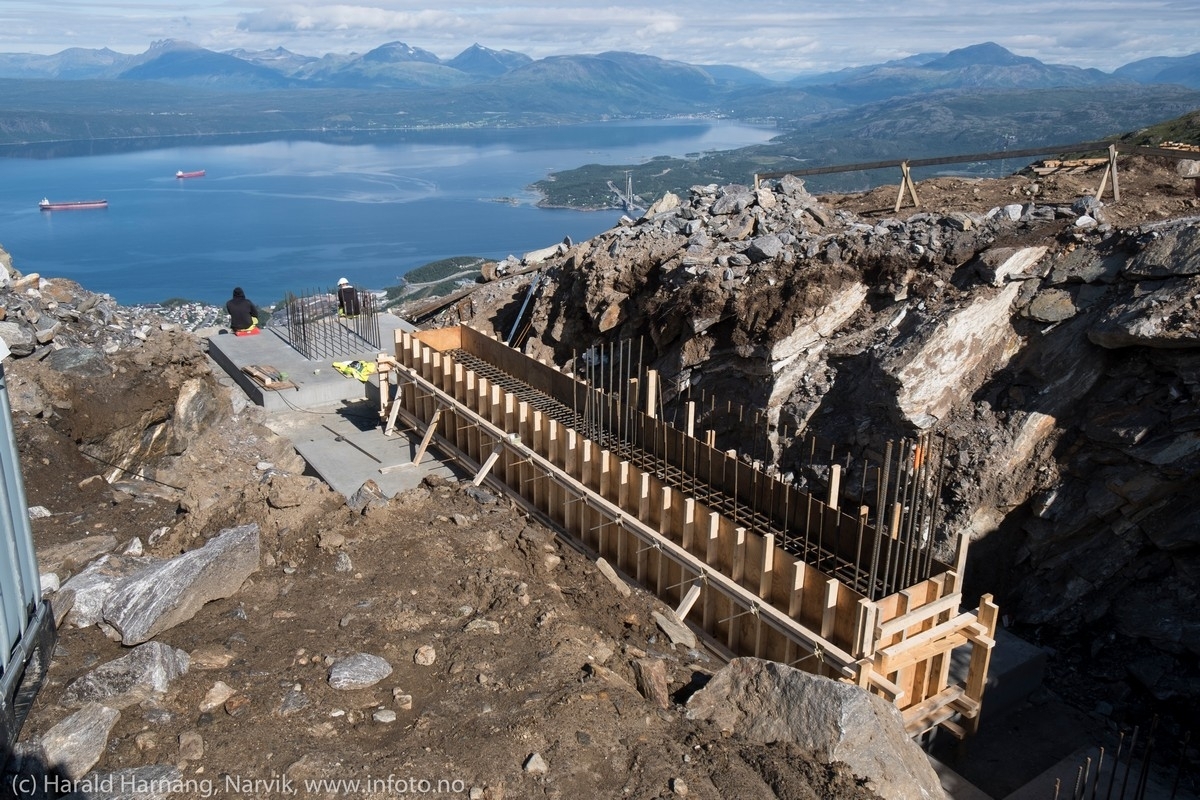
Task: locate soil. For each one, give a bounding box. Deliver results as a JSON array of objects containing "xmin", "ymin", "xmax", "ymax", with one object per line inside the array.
[
  {"xmin": 10, "ymin": 153, "xmax": 1200, "ymax": 800},
  {"xmin": 816, "ymin": 153, "xmax": 1200, "ymax": 224},
  {"xmin": 12, "ymin": 369, "xmax": 881, "ymax": 799}
]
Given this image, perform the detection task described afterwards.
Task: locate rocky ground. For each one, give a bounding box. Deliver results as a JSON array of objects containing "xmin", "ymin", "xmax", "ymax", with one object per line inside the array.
[{"xmin": 2, "ymin": 151, "xmax": 1199, "ymax": 800}]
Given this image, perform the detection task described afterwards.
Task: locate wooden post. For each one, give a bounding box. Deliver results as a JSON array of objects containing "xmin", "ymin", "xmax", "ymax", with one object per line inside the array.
[
  {"xmin": 1096, "ymin": 143, "xmax": 1121, "ymax": 203},
  {"xmin": 645, "ymin": 368, "xmax": 658, "ymax": 418},
  {"xmin": 412, "ymin": 407, "xmax": 443, "ymax": 465},
  {"xmin": 821, "ymin": 578, "xmax": 839, "ymax": 675},
  {"xmin": 681, "ymin": 498, "xmax": 696, "ymax": 552},
  {"xmin": 894, "ymin": 161, "xmax": 921, "ymax": 212},
  {"xmin": 473, "ymin": 440, "xmax": 506, "ymax": 486},
  {"xmin": 964, "ymin": 594, "xmax": 999, "ymax": 735},
  {"xmin": 827, "ymin": 464, "xmax": 841, "ymax": 511},
  {"xmin": 685, "ymin": 401, "xmax": 696, "ymax": 438},
  {"xmin": 784, "ymin": 560, "xmax": 805, "ymax": 665}
]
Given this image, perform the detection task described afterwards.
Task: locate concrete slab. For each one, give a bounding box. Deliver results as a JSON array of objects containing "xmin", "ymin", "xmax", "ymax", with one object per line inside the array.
[
  {"xmin": 206, "ymin": 315, "xmax": 413, "ymax": 412},
  {"xmin": 206, "ymin": 312, "xmax": 455, "ymax": 501},
  {"xmin": 1003, "ymin": 744, "xmax": 1184, "ymax": 800},
  {"xmin": 261, "ymin": 399, "xmax": 461, "ymax": 499},
  {"xmin": 952, "ymin": 624, "xmax": 1048, "ymax": 722}
]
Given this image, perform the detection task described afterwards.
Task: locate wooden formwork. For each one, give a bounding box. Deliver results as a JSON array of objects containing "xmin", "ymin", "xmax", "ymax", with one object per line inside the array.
[{"xmin": 377, "ymin": 326, "xmax": 998, "ymax": 739}]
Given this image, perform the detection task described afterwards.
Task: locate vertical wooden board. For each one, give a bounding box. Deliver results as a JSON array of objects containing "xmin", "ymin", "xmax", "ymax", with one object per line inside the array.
[
  {"xmin": 771, "ymin": 548, "xmax": 799, "ymax": 612},
  {"xmin": 598, "ymin": 450, "xmax": 612, "ymax": 505},
  {"xmin": 714, "ymin": 516, "xmax": 738, "ymax": 574},
  {"xmin": 742, "ymin": 531, "xmax": 763, "ymax": 593},
  {"xmin": 414, "ymin": 326, "xmax": 463, "ymax": 352},
  {"xmin": 531, "ymin": 410, "xmax": 545, "ymax": 510},
  {"xmin": 798, "ymin": 562, "xmax": 830, "ymax": 632},
  {"xmin": 488, "ymin": 384, "xmax": 502, "ymax": 428},
  {"xmin": 581, "ymin": 440, "xmax": 594, "ymax": 489},
  {"xmin": 617, "ymin": 461, "xmax": 633, "ymax": 515},
  {"xmin": 681, "ymin": 498, "xmax": 696, "ymax": 554},
  {"xmin": 832, "ymin": 578, "xmax": 863, "ymax": 660}
]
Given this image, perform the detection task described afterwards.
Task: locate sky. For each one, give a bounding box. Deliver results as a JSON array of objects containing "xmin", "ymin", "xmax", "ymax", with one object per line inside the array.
[{"xmin": 0, "ymin": 1, "xmax": 1197, "ymax": 77}]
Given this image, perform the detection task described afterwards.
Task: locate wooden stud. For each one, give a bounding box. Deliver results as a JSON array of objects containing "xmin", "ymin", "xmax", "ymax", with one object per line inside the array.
[
  {"xmin": 676, "ymin": 581, "xmax": 702, "ymax": 619},
  {"xmin": 827, "ymin": 464, "xmax": 842, "ymax": 511},
  {"xmin": 646, "ymin": 368, "xmax": 658, "ymax": 418},
  {"xmin": 412, "ymin": 407, "xmax": 443, "ymax": 466}
]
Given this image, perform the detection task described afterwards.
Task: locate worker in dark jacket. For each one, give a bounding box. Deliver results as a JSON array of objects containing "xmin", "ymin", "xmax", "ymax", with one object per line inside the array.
[
  {"xmin": 336, "ymin": 277, "xmax": 362, "ymax": 318},
  {"xmin": 225, "ymin": 287, "xmax": 260, "ymax": 335}
]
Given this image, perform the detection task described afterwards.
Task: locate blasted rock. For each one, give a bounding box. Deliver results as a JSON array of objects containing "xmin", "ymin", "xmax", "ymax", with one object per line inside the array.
[
  {"xmin": 61, "ymin": 641, "xmax": 190, "ymax": 709},
  {"xmin": 102, "ymin": 524, "xmax": 260, "ymax": 645},
  {"xmin": 687, "ymin": 658, "xmax": 945, "ymax": 800},
  {"xmin": 1089, "ymin": 275, "xmax": 1200, "ymax": 349},
  {"xmin": 1123, "ymin": 223, "xmax": 1200, "ymax": 279},
  {"xmin": 39, "ymin": 703, "xmax": 121, "ymax": 780},
  {"xmin": 328, "ymin": 653, "xmax": 393, "ymax": 690},
  {"xmin": 61, "ymin": 554, "xmax": 158, "ymax": 629}
]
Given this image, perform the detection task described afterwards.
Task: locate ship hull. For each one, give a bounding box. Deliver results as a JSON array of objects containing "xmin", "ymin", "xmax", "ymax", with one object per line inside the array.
[{"xmin": 39, "ymin": 200, "xmax": 108, "ymax": 211}]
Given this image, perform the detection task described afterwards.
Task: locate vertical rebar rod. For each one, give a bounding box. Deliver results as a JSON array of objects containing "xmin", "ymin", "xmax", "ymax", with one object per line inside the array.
[
  {"xmin": 1118, "ymin": 726, "xmax": 1140, "ymax": 800},
  {"xmin": 1169, "ymin": 730, "xmax": 1190, "ymax": 799},
  {"xmin": 1134, "ymin": 717, "xmax": 1159, "ymax": 800},
  {"xmin": 1106, "ymin": 730, "xmax": 1126, "ymax": 800},
  {"xmin": 868, "ymin": 465, "xmax": 884, "ymax": 600},
  {"xmin": 1091, "ymin": 747, "xmax": 1106, "ymax": 800}
]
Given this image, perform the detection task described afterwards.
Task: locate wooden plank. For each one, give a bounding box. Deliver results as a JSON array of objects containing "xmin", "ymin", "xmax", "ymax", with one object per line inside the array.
[
  {"xmin": 412, "ymin": 407, "xmax": 443, "ymax": 465},
  {"xmin": 877, "ymin": 592, "xmax": 962, "ymax": 639}
]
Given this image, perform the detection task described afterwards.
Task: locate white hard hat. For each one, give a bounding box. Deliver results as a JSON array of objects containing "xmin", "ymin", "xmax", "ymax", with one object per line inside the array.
[{"xmin": 337, "ymin": 277, "xmax": 349, "ymax": 286}]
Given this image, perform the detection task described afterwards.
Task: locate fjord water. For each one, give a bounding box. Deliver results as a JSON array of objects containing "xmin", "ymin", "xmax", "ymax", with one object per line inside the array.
[{"xmin": 0, "ymin": 121, "xmax": 775, "ymax": 306}]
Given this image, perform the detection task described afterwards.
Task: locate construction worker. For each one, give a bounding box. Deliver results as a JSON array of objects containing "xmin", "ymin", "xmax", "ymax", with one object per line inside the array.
[
  {"xmin": 336, "ymin": 277, "xmax": 362, "ymax": 318},
  {"xmin": 225, "ymin": 287, "xmax": 260, "ymax": 336}
]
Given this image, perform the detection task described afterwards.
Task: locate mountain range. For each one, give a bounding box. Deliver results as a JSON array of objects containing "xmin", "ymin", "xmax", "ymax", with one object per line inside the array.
[
  {"xmin": 1, "ymin": 39, "xmax": 1198, "ymax": 95},
  {"xmin": 0, "ymin": 39, "xmax": 1198, "ymax": 194}
]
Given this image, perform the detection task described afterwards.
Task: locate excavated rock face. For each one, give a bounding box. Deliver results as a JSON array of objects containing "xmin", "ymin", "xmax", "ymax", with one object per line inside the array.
[{"xmin": 463, "ymin": 176, "xmax": 1200, "ymax": 725}]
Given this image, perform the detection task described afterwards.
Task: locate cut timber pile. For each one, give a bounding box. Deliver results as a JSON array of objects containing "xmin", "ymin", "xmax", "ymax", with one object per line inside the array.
[{"xmin": 241, "ymin": 364, "xmax": 295, "ymax": 390}]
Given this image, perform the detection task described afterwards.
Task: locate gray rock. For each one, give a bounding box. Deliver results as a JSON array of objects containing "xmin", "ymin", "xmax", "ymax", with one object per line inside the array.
[
  {"xmin": 328, "ymin": 652, "xmax": 393, "ymax": 690},
  {"xmin": 348, "ymin": 479, "xmax": 389, "ymax": 513},
  {"xmin": 60, "ymin": 764, "xmax": 183, "ymax": 800},
  {"xmin": 43, "ymin": 346, "xmax": 110, "ymax": 376},
  {"xmin": 687, "ymin": 659, "xmax": 945, "ymax": 800},
  {"xmin": 777, "ymin": 174, "xmax": 808, "ymax": 198},
  {"xmin": 37, "ymin": 534, "xmax": 118, "ymax": 576},
  {"xmin": 1088, "ymin": 275, "xmax": 1200, "ymax": 349},
  {"xmin": 61, "ymin": 554, "xmax": 157, "ymax": 629},
  {"xmin": 61, "ymin": 641, "xmax": 189, "ymax": 709},
  {"xmin": 277, "ymin": 688, "xmax": 310, "ymax": 716},
  {"xmin": 0, "ymin": 321, "xmax": 35, "ymax": 357},
  {"xmin": 102, "ymin": 524, "xmax": 260, "ymax": 645},
  {"xmin": 40, "ymin": 704, "xmax": 121, "ymax": 780},
  {"xmin": 1124, "ymin": 224, "xmax": 1200, "ymax": 279},
  {"xmin": 464, "ymin": 485, "xmax": 497, "ymax": 505},
  {"xmin": 1026, "ymin": 289, "xmax": 1077, "ymax": 323},
  {"xmin": 523, "ymin": 752, "xmax": 549, "ymax": 776},
  {"xmin": 652, "ymin": 609, "xmax": 697, "ymax": 649},
  {"xmin": 711, "ymin": 185, "xmax": 754, "ymax": 216},
  {"xmin": 744, "ymin": 234, "xmax": 783, "ymax": 263}
]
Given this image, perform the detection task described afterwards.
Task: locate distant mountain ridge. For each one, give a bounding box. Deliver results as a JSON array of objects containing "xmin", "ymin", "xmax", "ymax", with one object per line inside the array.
[
  {"xmin": 0, "ymin": 39, "xmax": 1197, "ymax": 94},
  {"xmin": 0, "ymin": 39, "xmax": 1198, "ymax": 158}
]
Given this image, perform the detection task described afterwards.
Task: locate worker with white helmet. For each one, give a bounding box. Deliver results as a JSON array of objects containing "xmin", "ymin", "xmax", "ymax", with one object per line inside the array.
[{"xmin": 336, "ymin": 277, "xmax": 362, "ymax": 318}]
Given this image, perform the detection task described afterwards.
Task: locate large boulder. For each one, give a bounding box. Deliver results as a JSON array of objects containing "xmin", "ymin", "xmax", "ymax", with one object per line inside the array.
[
  {"xmin": 61, "ymin": 641, "xmax": 190, "ymax": 709},
  {"xmin": 102, "ymin": 524, "xmax": 260, "ymax": 645},
  {"xmin": 687, "ymin": 658, "xmax": 945, "ymax": 800}
]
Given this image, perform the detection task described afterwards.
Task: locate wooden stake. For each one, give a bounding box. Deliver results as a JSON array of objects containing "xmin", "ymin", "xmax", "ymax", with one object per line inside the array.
[{"xmin": 412, "ymin": 407, "xmax": 443, "ymax": 465}]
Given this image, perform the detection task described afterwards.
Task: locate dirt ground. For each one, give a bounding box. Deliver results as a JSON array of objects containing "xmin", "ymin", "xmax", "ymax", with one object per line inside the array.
[
  {"xmin": 10, "ymin": 153, "xmax": 1200, "ymax": 800},
  {"xmin": 12, "ymin": 359, "xmax": 882, "ymax": 799},
  {"xmin": 816, "ymin": 153, "xmax": 1200, "ymax": 224}
]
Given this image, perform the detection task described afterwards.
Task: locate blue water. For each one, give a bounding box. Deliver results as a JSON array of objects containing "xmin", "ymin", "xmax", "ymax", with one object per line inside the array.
[{"xmin": 0, "ymin": 121, "xmax": 776, "ymax": 305}]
